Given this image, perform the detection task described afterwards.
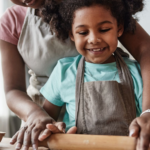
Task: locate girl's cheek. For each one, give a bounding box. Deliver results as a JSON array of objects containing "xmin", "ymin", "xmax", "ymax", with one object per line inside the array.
[{"xmin": 77, "ymin": 38, "xmax": 85, "ymax": 47}]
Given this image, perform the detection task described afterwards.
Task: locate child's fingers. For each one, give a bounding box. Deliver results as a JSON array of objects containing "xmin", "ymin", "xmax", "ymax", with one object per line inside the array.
[
  {"xmin": 129, "ymin": 119, "xmax": 140, "ymax": 137},
  {"xmin": 46, "ymin": 123, "xmax": 64, "ymax": 133},
  {"xmin": 55, "ymin": 122, "xmax": 66, "ymax": 133},
  {"xmin": 67, "ymin": 126, "xmax": 77, "ymax": 134},
  {"xmin": 38, "ymin": 129, "xmax": 52, "ymax": 141}
]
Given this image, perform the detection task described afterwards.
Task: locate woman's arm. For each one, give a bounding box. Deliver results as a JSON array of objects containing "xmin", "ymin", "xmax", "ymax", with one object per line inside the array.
[
  {"xmin": 119, "ymin": 22, "xmax": 150, "ymax": 111},
  {"xmin": 0, "ymin": 40, "xmax": 54, "ymax": 150},
  {"xmin": 120, "ymin": 22, "xmax": 150, "ymax": 150},
  {"xmin": 43, "ymin": 99, "xmax": 62, "ymax": 121},
  {"xmin": 0, "ymin": 40, "xmax": 42, "ymax": 120}
]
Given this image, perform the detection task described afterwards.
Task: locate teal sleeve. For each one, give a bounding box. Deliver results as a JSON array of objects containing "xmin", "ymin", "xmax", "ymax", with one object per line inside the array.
[
  {"xmin": 134, "ymin": 63, "xmax": 143, "ymax": 116},
  {"xmin": 40, "ymin": 61, "xmax": 64, "ymax": 107}
]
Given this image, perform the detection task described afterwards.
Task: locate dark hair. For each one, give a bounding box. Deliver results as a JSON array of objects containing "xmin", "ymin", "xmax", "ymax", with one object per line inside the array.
[{"xmin": 40, "ymin": 0, "xmax": 144, "ymax": 41}]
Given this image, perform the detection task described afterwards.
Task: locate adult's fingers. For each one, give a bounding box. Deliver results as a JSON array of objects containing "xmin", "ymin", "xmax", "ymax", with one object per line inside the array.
[
  {"xmin": 38, "ymin": 129, "xmax": 52, "ymax": 141},
  {"xmin": 136, "ymin": 138, "xmax": 140, "ymax": 150},
  {"xmin": 67, "ymin": 126, "xmax": 77, "ymax": 134},
  {"xmin": 15, "ymin": 126, "xmax": 28, "ymax": 150},
  {"xmin": 10, "ymin": 131, "xmax": 19, "ymax": 144},
  {"xmin": 129, "ymin": 119, "xmax": 140, "ymax": 137},
  {"xmin": 137, "ymin": 127, "xmax": 150, "ymax": 150},
  {"xmin": 22, "ymin": 124, "xmax": 35, "ymax": 150},
  {"xmin": 31, "ymin": 125, "xmax": 42, "ymax": 150}
]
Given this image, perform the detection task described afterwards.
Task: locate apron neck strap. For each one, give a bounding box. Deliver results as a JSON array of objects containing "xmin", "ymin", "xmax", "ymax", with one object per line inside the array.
[
  {"xmin": 75, "ymin": 56, "xmax": 85, "ymax": 125},
  {"xmin": 27, "ymin": 8, "xmax": 35, "ymax": 15},
  {"xmin": 114, "ymin": 48, "xmax": 133, "ymax": 87}
]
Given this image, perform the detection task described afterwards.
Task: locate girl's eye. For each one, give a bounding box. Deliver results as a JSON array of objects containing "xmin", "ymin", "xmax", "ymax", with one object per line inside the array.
[
  {"xmin": 100, "ymin": 28, "xmax": 111, "ymax": 32},
  {"xmin": 78, "ymin": 31, "xmax": 88, "ymax": 35}
]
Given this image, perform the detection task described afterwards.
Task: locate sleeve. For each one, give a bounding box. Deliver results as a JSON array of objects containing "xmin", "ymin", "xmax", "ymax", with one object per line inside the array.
[
  {"xmin": 0, "ymin": 6, "xmax": 26, "ymax": 45},
  {"xmin": 134, "ymin": 63, "xmax": 143, "ymax": 115},
  {"xmin": 40, "ymin": 61, "xmax": 64, "ymax": 107}
]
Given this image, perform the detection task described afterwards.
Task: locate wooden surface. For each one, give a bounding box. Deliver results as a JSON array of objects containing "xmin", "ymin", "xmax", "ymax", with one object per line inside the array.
[{"xmin": 0, "ymin": 138, "xmax": 48, "ymax": 150}]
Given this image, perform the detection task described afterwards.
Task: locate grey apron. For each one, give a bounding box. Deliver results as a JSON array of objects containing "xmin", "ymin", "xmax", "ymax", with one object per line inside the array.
[
  {"xmin": 75, "ymin": 48, "xmax": 136, "ymax": 135},
  {"xmin": 17, "ymin": 8, "xmax": 78, "ymax": 106}
]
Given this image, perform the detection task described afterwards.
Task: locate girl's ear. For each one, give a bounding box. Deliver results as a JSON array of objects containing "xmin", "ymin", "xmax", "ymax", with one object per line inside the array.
[
  {"xmin": 69, "ymin": 31, "xmax": 75, "ymax": 42},
  {"xmin": 118, "ymin": 24, "xmax": 124, "ymax": 37}
]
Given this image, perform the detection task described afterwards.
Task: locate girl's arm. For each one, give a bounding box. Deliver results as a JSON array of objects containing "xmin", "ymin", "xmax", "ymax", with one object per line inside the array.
[
  {"xmin": 0, "ymin": 40, "xmax": 54, "ymax": 150},
  {"xmin": 120, "ymin": 22, "xmax": 150, "ymax": 150},
  {"xmin": 43, "ymin": 99, "xmax": 62, "ymax": 121}
]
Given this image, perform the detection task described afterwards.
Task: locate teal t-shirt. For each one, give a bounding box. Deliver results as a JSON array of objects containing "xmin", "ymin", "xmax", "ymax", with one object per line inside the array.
[{"xmin": 40, "ymin": 55, "xmax": 143, "ymax": 131}]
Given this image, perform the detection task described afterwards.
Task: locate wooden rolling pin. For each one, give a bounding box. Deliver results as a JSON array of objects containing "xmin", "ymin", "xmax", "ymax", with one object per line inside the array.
[{"xmin": 38, "ymin": 134, "xmax": 140, "ymax": 150}]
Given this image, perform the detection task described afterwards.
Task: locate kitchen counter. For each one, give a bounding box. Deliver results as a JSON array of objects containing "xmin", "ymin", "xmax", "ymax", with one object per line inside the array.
[{"xmin": 0, "ymin": 138, "xmax": 49, "ymax": 150}]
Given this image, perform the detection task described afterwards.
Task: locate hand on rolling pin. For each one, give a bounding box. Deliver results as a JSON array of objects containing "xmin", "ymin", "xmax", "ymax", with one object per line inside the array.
[
  {"xmin": 38, "ymin": 123, "xmax": 77, "ymax": 141},
  {"xmin": 129, "ymin": 113, "xmax": 150, "ymax": 150}
]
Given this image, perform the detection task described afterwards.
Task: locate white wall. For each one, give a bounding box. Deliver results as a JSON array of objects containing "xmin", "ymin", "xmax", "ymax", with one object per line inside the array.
[
  {"xmin": 138, "ymin": 0, "xmax": 150, "ymax": 35},
  {"xmin": 0, "ymin": 1, "xmax": 14, "ymax": 17}
]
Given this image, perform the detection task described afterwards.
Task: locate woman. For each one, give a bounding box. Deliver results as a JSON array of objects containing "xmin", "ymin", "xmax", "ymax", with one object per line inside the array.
[{"xmin": 0, "ymin": 0, "xmax": 150, "ymax": 150}]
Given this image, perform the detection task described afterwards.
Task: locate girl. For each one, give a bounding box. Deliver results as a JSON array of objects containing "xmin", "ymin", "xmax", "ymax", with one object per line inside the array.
[
  {"xmin": 39, "ymin": 0, "xmax": 148, "ymax": 149},
  {"xmin": 0, "ymin": 0, "xmax": 150, "ymax": 150}
]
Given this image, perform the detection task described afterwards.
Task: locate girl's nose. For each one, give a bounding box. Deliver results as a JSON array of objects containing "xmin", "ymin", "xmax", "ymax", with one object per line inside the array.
[{"xmin": 87, "ymin": 34, "xmax": 101, "ymax": 44}]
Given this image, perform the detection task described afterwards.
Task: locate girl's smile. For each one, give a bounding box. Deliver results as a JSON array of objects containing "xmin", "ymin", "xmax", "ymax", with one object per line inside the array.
[
  {"xmin": 70, "ymin": 5, "xmax": 124, "ymax": 64},
  {"xmin": 86, "ymin": 47, "xmax": 107, "ymax": 54}
]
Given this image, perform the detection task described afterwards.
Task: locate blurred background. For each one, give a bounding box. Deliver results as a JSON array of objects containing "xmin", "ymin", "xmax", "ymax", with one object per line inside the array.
[{"xmin": 0, "ymin": 0, "xmax": 150, "ymax": 138}]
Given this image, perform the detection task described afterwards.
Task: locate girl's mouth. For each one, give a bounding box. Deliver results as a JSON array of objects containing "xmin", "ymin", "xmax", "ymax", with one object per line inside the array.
[
  {"xmin": 87, "ymin": 47, "xmax": 106, "ymax": 52},
  {"xmin": 24, "ymin": 0, "xmax": 36, "ymax": 6}
]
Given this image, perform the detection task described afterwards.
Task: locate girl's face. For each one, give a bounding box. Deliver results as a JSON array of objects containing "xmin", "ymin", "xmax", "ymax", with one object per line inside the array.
[
  {"xmin": 10, "ymin": 0, "xmax": 45, "ymax": 8},
  {"xmin": 70, "ymin": 5, "xmax": 124, "ymax": 64}
]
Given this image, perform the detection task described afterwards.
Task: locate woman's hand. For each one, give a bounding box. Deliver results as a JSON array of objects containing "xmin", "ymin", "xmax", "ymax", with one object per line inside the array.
[
  {"xmin": 129, "ymin": 113, "xmax": 150, "ymax": 150},
  {"xmin": 10, "ymin": 109, "xmax": 55, "ymax": 150},
  {"xmin": 38, "ymin": 124, "xmax": 77, "ymax": 141}
]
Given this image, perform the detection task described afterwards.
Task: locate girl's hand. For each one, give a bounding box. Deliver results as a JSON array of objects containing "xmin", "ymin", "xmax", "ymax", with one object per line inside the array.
[
  {"xmin": 38, "ymin": 124, "xmax": 77, "ymax": 141},
  {"xmin": 129, "ymin": 113, "xmax": 150, "ymax": 150},
  {"xmin": 10, "ymin": 109, "xmax": 55, "ymax": 150}
]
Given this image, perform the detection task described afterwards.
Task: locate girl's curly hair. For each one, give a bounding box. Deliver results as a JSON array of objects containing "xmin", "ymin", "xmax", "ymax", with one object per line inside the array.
[{"xmin": 40, "ymin": 0, "xmax": 144, "ymax": 41}]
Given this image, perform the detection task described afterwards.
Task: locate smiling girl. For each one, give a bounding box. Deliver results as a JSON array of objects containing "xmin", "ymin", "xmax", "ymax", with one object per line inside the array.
[
  {"xmin": 39, "ymin": 0, "xmax": 149, "ymax": 149},
  {"xmin": 1, "ymin": 0, "xmax": 150, "ymax": 150}
]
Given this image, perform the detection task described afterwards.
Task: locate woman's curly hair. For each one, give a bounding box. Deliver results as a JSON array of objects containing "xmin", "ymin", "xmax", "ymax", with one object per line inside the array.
[{"xmin": 40, "ymin": 0, "xmax": 144, "ymax": 41}]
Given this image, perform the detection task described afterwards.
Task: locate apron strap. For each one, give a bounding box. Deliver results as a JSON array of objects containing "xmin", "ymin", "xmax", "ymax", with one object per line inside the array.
[
  {"xmin": 75, "ymin": 56, "xmax": 85, "ymax": 126},
  {"xmin": 31, "ymin": 8, "xmax": 35, "ymax": 15},
  {"xmin": 115, "ymin": 47, "xmax": 129, "ymax": 58},
  {"xmin": 27, "ymin": 8, "xmax": 35, "ymax": 15},
  {"xmin": 114, "ymin": 48, "xmax": 136, "ymax": 124},
  {"xmin": 114, "ymin": 48, "xmax": 131, "ymax": 83}
]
